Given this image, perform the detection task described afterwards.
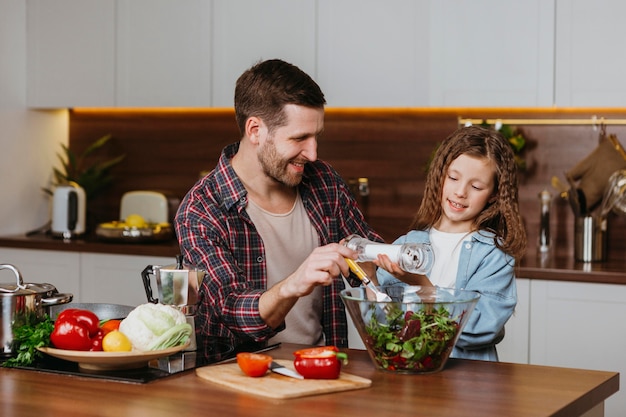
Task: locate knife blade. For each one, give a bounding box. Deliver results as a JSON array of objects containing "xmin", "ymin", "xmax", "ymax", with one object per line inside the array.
[{"xmin": 269, "ymin": 361, "xmax": 304, "ymax": 379}]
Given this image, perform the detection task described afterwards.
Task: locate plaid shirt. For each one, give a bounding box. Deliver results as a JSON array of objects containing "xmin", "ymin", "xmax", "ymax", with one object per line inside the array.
[{"xmin": 175, "ymin": 143, "xmax": 382, "ymax": 348}]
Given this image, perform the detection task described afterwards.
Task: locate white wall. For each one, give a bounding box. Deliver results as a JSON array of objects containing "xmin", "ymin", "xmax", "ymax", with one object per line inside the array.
[{"xmin": 0, "ymin": 0, "xmax": 68, "ymax": 235}]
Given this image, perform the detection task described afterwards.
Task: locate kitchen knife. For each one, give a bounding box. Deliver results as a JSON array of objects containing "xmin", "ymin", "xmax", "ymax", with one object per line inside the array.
[{"xmin": 269, "ymin": 361, "xmax": 304, "ymax": 379}]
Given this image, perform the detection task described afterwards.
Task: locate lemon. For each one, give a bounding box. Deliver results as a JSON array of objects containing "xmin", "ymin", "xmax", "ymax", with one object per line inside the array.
[
  {"xmin": 102, "ymin": 330, "xmax": 133, "ymax": 352},
  {"xmin": 125, "ymin": 214, "xmax": 147, "ymax": 228}
]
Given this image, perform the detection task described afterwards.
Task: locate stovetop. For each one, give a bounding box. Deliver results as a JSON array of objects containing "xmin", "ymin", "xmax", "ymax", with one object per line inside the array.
[{"xmin": 7, "ymin": 339, "xmax": 279, "ymax": 384}]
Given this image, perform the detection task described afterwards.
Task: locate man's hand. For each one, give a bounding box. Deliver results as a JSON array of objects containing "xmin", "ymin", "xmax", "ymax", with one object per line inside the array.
[{"xmin": 259, "ymin": 243, "xmax": 356, "ymax": 328}]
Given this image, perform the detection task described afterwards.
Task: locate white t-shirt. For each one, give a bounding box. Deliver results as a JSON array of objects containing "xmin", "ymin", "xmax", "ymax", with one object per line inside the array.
[
  {"xmin": 246, "ymin": 192, "xmax": 323, "ymax": 345},
  {"xmin": 428, "ymin": 228, "xmax": 470, "ymax": 288}
]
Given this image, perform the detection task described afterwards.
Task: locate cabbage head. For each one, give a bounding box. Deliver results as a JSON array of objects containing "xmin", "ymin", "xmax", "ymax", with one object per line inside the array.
[{"xmin": 119, "ymin": 303, "xmax": 192, "ymax": 351}]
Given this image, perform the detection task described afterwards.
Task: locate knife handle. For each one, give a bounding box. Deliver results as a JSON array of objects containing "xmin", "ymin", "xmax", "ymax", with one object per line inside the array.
[{"xmin": 345, "ymin": 258, "xmax": 371, "ymax": 285}]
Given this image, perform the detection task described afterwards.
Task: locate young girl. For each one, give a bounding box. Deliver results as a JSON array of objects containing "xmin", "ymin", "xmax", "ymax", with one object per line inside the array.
[{"xmin": 375, "ymin": 125, "xmax": 527, "ymax": 361}]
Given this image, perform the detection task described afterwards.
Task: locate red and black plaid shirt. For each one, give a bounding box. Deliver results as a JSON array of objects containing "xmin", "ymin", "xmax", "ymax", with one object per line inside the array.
[{"xmin": 175, "ymin": 143, "xmax": 382, "ymax": 348}]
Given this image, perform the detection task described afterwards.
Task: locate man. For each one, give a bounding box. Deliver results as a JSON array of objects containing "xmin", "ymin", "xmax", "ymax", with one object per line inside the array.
[{"xmin": 175, "ymin": 59, "xmax": 382, "ymax": 349}]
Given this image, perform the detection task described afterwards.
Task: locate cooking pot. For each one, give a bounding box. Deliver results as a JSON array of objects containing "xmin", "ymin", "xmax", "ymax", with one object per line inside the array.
[{"xmin": 0, "ymin": 264, "xmax": 73, "ymax": 356}]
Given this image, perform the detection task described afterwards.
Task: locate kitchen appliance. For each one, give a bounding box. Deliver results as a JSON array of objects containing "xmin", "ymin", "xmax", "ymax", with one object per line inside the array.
[
  {"xmin": 120, "ymin": 190, "xmax": 169, "ymax": 223},
  {"xmin": 0, "ymin": 264, "xmax": 73, "ymax": 356},
  {"xmin": 141, "ymin": 255, "xmax": 205, "ymax": 351},
  {"xmin": 94, "ymin": 190, "xmax": 176, "ymax": 243},
  {"xmin": 51, "ymin": 182, "xmax": 86, "ymax": 239}
]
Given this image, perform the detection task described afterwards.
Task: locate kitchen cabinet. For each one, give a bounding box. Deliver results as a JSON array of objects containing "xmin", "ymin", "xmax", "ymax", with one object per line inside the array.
[
  {"xmin": 428, "ymin": 0, "xmax": 555, "ymax": 107},
  {"xmin": 27, "ymin": 0, "xmax": 212, "ymax": 108},
  {"xmin": 27, "ymin": 0, "xmax": 557, "ymax": 108},
  {"xmin": 211, "ymin": 0, "xmax": 317, "ymax": 107},
  {"xmin": 26, "ymin": 0, "xmax": 115, "ymax": 107},
  {"xmin": 555, "ymin": 0, "xmax": 626, "ymax": 106},
  {"xmin": 495, "ymin": 278, "xmax": 530, "ymax": 364},
  {"xmin": 80, "ymin": 253, "xmax": 171, "ymax": 306},
  {"xmin": 0, "ymin": 248, "xmax": 170, "ymax": 307},
  {"xmin": 0, "ymin": 248, "xmax": 80, "ymax": 301},
  {"xmin": 25, "ymin": 1, "xmax": 626, "ymax": 108},
  {"xmin": 317, "ymin": 0, "xmax": 430, "ymax": 107},
  {"xmin": 529, "ymin": 279, "xmax": 626, "ymax": 417},
  {"xmin": 115, "ymin": 0, "xmax": 212, "ymax": 107}
]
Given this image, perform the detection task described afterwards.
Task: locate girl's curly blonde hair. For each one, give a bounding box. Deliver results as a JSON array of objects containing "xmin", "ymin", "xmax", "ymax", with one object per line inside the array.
[{"xmin": 411, "ymin": 126, "xmax": 527, "ymax": 262}]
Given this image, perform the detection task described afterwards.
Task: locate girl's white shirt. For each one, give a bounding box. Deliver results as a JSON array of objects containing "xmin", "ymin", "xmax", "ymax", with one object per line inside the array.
[{"xmin": 428, "ymin": 228, "xmax": 470, "ymax": 288}]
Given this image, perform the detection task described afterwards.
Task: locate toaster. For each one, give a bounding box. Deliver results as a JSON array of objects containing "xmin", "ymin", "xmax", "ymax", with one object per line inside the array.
[{"xmin": 120, "ymin": 191, "xmax": 170, "ymax": 223}]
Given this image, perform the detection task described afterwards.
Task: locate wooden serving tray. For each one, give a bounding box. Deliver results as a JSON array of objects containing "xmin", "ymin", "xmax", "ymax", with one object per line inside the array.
[{"xmin": 195, "ymin": 359, "xmax": 372, "ymax": 399}]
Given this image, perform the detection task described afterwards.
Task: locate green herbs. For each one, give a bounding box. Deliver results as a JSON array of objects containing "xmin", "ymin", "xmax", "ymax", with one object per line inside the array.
[
  {"xmin": 3, "ymin": 314, "xmax": 54, "ymax": 368},
  {"xmin": 364, "ymin": 305, "xmax": 462, "ymax": 372}
]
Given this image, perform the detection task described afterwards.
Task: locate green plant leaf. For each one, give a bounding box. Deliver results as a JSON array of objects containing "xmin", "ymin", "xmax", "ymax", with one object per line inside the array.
[{"xmin": 45, "ymin": 134, "xmax": 125, "ymax": 200}]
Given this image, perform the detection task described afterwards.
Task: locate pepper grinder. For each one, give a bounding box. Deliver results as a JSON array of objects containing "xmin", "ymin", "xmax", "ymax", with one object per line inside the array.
[{"xmin": 538, "ymin": 190, "xmax": 552, "ymax": 254}]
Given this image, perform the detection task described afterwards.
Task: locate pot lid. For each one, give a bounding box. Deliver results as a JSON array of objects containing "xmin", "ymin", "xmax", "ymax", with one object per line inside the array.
[{"xmin": 0, "ymin": 264, "xmax": 57, "ymax": 296}]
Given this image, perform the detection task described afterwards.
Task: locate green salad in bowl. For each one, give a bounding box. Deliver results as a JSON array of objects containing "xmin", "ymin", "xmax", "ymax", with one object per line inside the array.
[{"xmin": 341, "ymin": 285, "xmax": 480, "ymax": 374}]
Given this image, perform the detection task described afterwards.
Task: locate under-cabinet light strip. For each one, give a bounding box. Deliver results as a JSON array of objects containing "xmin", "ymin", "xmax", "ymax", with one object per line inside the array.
[{"xmin": 458, "ymin": 117, "xmax": 626, "ymax": 126}]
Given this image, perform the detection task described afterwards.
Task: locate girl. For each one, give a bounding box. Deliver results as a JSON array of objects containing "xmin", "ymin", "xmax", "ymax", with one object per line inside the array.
[{"xmin": 375, "ymin": 125, "xmax": 527, "ymax": 361}]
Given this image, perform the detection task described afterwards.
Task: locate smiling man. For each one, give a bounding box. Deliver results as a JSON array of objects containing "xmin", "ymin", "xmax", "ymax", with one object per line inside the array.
[{"xmin": 175, "ymin": 59, "xmax": 382, "ymax": 350}]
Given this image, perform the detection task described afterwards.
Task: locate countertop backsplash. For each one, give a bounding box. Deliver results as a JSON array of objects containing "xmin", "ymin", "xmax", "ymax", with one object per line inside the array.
[{"xmin": 68, "ymin": 108, "xmax": 626, "ymax": 261}]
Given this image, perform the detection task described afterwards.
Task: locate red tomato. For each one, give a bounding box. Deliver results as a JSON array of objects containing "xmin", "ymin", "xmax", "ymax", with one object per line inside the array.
[{"xmin": 236, "ymin": 352, "xmax": 272, "ymax": 377}]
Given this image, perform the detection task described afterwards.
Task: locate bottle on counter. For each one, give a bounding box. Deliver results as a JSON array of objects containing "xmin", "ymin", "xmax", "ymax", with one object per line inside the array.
[
  {"xmin": 343, "ymin": 234, "xmax": 434, "ymax": 275},
  {"xmin": 538, "ymin": 189, "xmax": 552, "ymax": 254}
]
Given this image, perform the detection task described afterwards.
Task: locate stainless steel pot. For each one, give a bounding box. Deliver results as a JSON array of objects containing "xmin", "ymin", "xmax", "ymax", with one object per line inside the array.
[{"xmin": 0, "ymin": 264, "xmax": 73, "ymax": 356}]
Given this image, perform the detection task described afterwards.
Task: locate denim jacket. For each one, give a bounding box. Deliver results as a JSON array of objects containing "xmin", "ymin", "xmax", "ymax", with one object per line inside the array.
[{"xmin": 376, "ymin": 229, "xmax": 517, "ymax": 361}]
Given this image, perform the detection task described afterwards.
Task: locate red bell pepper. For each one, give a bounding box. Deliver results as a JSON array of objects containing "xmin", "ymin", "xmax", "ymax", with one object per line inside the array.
[
  {"xmin": 50, "ymin": 309, "xmax": 103, "ymax": 351},
  {"xmin": 293, "ymin": 346, "xmax": 348, "ymax": 379}
]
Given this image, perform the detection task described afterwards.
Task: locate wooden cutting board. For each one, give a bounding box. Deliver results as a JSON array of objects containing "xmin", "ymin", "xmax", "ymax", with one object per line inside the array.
[{"xmin": 195, "ymin": 359, "xmax": 372, "ymax": 399}]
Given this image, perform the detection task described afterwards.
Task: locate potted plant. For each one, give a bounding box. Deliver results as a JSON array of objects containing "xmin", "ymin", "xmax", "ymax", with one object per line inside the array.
[{"xmin": 44, "ymin": 134, "xmax": 125, "ymax": 200}]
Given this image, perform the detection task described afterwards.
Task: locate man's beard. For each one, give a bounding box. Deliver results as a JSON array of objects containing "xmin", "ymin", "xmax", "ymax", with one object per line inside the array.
[{"xmin": 258, "ymin": 138, "xmax": 304, "ymax": 187}]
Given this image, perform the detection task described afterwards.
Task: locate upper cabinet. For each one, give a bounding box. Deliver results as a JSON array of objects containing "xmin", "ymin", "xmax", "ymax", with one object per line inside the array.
[
  {"xmin": 116, "ymin": 0, "xmax": 212, "ymax": 107},
  {"xmin": 25, "ymin": 0, "xmax": 626, "ymax": 108},
  {"xmin": 27, "ymin": 0, "xmax": 212, "ymax": 108},
  {"xmin": 428, "ymin": 0, "xmax": 555, "ymax": 107},
  {"xmin": 555, "ymin": 0, "xmax": 626, "ymax": 106},
  {"xmin": 27, "ymin": 0, "xmax": 116, "ymax": 107},
  {"xmin": 317, "ymin": 1, "xmax": 430, "ymax": 107},
  {"xmin": 210, "ymin": 0, "xmax": 317, "ymax": 107}
]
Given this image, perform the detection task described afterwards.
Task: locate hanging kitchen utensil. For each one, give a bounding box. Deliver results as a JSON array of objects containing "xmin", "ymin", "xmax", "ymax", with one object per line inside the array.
[
  {"xmin": 565, "ymin": 132, "xmax": 626, "ymax": 212},
  {"xmin": 599, "ymin": 169, "xmax": 626, "ymax": 218}
]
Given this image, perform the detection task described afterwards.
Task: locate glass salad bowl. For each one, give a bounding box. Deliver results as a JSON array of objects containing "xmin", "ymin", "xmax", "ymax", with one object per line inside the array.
[{"xmin": 341, "ymin": 285, "xmax": 480, "ymax": 374}]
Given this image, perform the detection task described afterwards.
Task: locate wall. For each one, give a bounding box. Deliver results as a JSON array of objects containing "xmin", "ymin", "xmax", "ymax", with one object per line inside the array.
[
  {"xmin": 0, "ymin": 0, "xmax": 68, "ymax": 236},
  {"xmin": 69, "ymin": 108, "xmax": 626, "ymax": 261}
]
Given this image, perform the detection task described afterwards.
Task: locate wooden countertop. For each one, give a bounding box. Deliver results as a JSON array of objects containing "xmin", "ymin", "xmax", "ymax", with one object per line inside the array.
[
  {"xmin": 0, "ymin": 233, "xmax": 180, "ymax": 258},
  {"xmin": 0, "ymin": 343, "xmax": 618, "ymax": 417},
  {"xmin": 3, "ymin": 234, "xmax": 626, "ymax": 285}
]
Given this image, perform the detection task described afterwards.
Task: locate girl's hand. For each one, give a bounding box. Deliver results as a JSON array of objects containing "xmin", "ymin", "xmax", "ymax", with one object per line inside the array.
[
  {"xmin": 373, "ymin": 254, "xmax": 409, "ymax": 279},
  {"xmin": 374, "ymin": 254, "xmax": 433, "ymax": 286}
]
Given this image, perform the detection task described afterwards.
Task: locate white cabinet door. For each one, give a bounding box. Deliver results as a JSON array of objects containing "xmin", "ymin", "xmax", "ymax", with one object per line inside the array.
[
  {"xmin": 116, "ymin": 0, "xmax": 212, "ymax": 107},
  {"xmin": 0, "ymin": 248, "xmax": 81, "ymax": 302},
  {"xmin": 79, "ymin": 253, "xmax": 172, "ymax": 306},
  {"xmin": 429, "ymin": 0, "xmax": 555, "ymax": 107},
  {"xmin": 555, "ymin": 0, "xmax": 626, "ymax": 106},
  {"xmin": 317, "ymin": 0, "xmax": 430, "ymax": 107},
  {"xmin": 530, "ymin": 280, "xmax": 626, "ymax": 417},
  {"xmin": 211, "ymin": 0, "xmax": 317, "ymax": 107},
  {"xmin": 27, "ymin": 0, "xmax": 116, "ymax": 108},
  {"xmin": 495, "ymin": 278, "xmax": 530, "ymax": 364}
]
